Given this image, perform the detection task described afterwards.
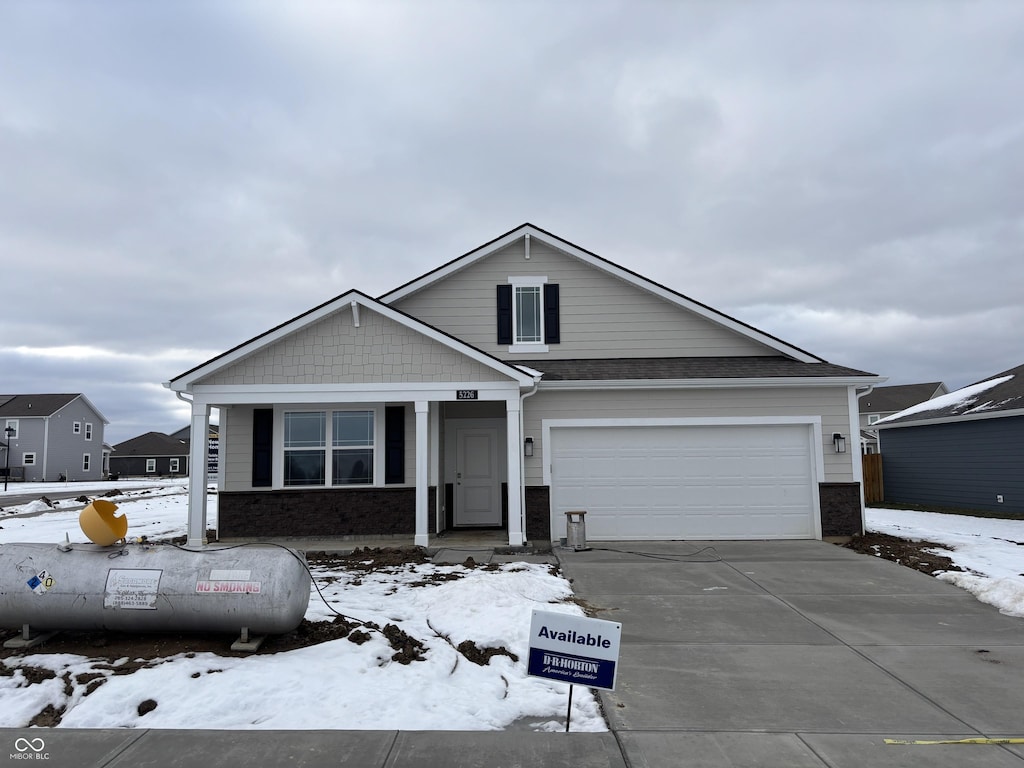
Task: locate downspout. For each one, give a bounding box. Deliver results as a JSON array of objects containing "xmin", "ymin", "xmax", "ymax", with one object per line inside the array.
[
  {"xmin": 175, "ymin": 390, "xmax": 194, "ymax": 468},
  {"xmin": 42, "ymin": 416, "xmax": 50, "ymax": 482},
  {"xmin": 519, "ymin": 377, "xmax": 541, "ymax": 542}
]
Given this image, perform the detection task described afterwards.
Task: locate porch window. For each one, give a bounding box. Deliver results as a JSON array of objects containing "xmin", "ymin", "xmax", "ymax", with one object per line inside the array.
[
  {"xmin": 283, "ymin": 410, "xmax": 376, "ymax": 487},
  {"xmin": 284, "ymin": 411, "xmax": 326, "ymax": 486},
  {"xmin": 332, "ymin": 410, "xmax": 374, "ymax": 485}
]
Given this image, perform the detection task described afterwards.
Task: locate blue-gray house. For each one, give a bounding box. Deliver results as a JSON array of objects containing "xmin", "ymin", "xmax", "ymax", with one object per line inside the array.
[{"xmin": 876, "ymin": 363, "xmax": 1024, "ymax": 513}]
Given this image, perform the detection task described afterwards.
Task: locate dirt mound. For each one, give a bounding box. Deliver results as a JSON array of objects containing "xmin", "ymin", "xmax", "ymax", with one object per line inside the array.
[{"xmin": 843, "ymin": 532, "xmax": 964, "ymax": 575}]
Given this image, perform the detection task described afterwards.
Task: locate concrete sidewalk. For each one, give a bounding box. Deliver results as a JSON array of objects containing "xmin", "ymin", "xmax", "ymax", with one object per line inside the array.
[{"xmin": 3, "ymin": 540, "xmax": 1024, "ymax": 767}]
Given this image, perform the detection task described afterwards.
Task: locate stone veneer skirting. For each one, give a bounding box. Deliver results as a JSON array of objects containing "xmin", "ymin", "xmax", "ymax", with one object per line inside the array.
[
  {"xmin": 818, "ymin": 482, "xmax": 863, "ymax": 537},
  {"xmin": 218, "ymin": 488, "xmax": 437, "ymax": 539}
]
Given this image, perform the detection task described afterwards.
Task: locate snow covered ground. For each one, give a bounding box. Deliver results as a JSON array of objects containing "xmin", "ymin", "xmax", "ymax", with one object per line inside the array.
[
  {"xmin": 1, "ymin": 484, "xmax": 1021, "ymax": 730},
  {"xmin": 0, "ymin": 485, "xmax": 604, "ymax": 731},
  {"xmin": 867, "ymin": 507, "xmax": 1024, "ymax": 618}
]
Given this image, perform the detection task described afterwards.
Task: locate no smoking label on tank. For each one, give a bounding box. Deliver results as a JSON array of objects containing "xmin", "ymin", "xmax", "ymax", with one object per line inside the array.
[{"xmin": 27, "ymin": 570, "xmax": 55, "ymax": 595}]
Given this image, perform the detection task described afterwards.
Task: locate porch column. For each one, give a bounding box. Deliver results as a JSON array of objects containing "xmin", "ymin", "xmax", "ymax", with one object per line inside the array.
[
  {"xmin": 415, "ymin": 401, "xmax": 430, "ymax": 547},
  {"xmin": 506, "ymin": 400, "xmax": 524, "ymax": 547},
  {"xmin": 186, "ymin": 402, "xmax": 211, "ymax": 548}
]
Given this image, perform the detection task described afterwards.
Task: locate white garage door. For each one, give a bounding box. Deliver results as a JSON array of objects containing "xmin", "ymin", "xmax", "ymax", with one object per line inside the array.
[{"xmin": 550, "ymin": 424, "xmax": 818, "ymax": 540}]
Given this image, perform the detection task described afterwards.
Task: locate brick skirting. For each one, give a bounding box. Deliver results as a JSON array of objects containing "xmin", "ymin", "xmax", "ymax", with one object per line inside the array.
[{"xmin": 819, "ymin": 482, "xmax": 863, "ymax": 537}]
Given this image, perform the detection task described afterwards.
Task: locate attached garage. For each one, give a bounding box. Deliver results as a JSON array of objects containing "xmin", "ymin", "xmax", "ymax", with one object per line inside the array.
[{"xmin": 547, "ymin": 420, "xmax": 822, "ymax": 541}]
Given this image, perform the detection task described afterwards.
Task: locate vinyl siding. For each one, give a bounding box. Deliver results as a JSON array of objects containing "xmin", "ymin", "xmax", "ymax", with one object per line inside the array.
[
  {"xmin": 880, "ymin": 416, "xmax": 1024, "ymax": 513},
  {"xmin": 523, "ymin": 386, "xmax": 853, "ymax": 486},
  {"xmin": 390, "ymin": 238, "xmax": 775, "ymax": 359},
  {"xmin": 198, "ymin": 305, "xmax": 508, "ymax": 386}
]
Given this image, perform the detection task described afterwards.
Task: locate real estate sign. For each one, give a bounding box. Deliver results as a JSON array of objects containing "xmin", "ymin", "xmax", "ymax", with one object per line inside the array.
[{"xmin": 527, "ymin": 609, "xmax": 621, "ymax": 691}]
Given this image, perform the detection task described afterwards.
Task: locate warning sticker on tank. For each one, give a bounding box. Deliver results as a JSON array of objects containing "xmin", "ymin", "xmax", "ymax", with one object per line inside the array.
[
  {"xmin": 104, "ymin": 569, "xmax": 162, "ymax": 610},
  {"xmin": 27, "ymin": 570, "xmax": 55, "ymax": 595},
  {"xmin": 195, "ymin": 580, "xmax": 262, "ymax": 594}
]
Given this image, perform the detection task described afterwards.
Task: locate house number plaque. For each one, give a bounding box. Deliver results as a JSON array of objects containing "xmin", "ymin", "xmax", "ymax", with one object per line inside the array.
[{"xmin": 456, "ymin": 390, "xmax": 479, "ymax": 400}]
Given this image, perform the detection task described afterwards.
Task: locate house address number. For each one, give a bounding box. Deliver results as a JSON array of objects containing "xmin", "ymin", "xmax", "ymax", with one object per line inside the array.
[{"xmin": 457, "ymin": 390, "xmax": 479, "ymax": 400}]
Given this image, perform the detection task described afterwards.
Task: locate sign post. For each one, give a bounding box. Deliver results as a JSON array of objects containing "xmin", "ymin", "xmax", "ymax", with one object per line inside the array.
[{"xmin": 527, "ymin": 609, "xmax": 622, "ymax": 731}]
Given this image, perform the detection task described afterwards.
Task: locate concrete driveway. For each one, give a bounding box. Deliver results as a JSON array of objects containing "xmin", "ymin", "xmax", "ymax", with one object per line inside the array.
[{"xmin": 556, "ymin": 539, "xmax": 1024, "ymax": 767}]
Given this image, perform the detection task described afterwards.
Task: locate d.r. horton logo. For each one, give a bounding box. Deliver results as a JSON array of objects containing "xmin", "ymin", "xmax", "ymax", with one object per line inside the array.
[{"xmin": 11, "ymin": 737, "xmax": 49, "ymax": 760}]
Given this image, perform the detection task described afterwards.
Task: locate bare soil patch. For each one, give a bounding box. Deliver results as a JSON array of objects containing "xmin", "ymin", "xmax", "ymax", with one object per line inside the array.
[{"xmin": 842, "ymin": 531, "xmax": 964, "ymax": 575}]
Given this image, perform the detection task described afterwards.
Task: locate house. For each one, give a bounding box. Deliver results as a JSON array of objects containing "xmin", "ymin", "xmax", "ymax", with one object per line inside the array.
[
  {"xmin": 875, "ymin": 363, "xmax": 1024, "ymax": 513},
  {"xmin": 166, "ymin": 224, "xmax": 883, "ymax": 548},
  {"xmin": 170, "ymin": 424, "xmax": 220, "ymax": 478},
  {"xmin": 109, "ymin": 432, "xmax": 190, "ymax": 478},
  {"xmin": 858, "ymin": 382, "xmax": 948, "ymax": 454},
  {"xmin": 0, "ymin": 394, "xmax": 110, "ymax": 482}
]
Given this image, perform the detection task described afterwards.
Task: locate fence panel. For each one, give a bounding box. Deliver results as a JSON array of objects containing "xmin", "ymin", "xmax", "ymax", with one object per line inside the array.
[{"xmin": 862, "ymin": 453, "xmax": 884, "ymax": 504}]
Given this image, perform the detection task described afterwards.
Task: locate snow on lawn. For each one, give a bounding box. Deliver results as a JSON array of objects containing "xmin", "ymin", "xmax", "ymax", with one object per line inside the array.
[
  {"xmin": 0, "ymin": 486, "xmax": 605, "ymax": 731},
  {"xmin": 867, "ymin": 507, "xmax": 1024, "ymax": 618}
]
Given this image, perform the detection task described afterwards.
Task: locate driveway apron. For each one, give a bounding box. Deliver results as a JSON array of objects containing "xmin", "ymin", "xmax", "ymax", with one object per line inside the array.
[{"xmin": 556, "ymin": 540, "xmax": 1024, "ymax": 768}]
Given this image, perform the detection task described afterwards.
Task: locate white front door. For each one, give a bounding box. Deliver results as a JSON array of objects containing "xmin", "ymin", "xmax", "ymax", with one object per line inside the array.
[{"xmin": 456, "ymin": 427, "xmax": 502, "ymax": 526}]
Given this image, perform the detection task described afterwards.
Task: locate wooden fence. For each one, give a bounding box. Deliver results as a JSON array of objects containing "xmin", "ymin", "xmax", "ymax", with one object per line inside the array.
[{"xmin": 862, "ymin": 453, "xmax": 884, "ymax": 504}]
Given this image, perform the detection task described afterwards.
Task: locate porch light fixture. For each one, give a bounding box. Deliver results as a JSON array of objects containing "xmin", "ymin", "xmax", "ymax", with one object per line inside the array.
[
  {"xmin": 832, "ymin": 433, "xmax": 847, "ymax": 454},
  {"xmin": 524, "ymin": 436, "xmax": 534, "ymax": 457}
]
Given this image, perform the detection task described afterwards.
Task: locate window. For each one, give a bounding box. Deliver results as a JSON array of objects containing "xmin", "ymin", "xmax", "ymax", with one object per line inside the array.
[
  {"xmin": 497, "ymin": 279, "xmax": 560, "ymax": 350},
  {"xmin": 85, "ymin": 422, "xmax": 93, "ymax": 441},
  {"xmin": 23, "ymin": 452, "xmax": 36, "ymax": 466},
  {"xmin": 867, "ymin": 414, "xmax": 880, "ymax": 425},
  {"xmin": 4, "ymin": 420, "xmax": 18, "ymax": 439},
  {"xmin": 73, "ymin": 422, "xmax": 81, "ymax": 434},
  {"xmin": 146, "ymin": 458, "xmax": 157, "ymax": 473},
  {"xmin": 283, "ymin": 410, "xmax": 375, "ymax": 487},
  {"xmin": 83, "ymin": 453, "xmax": 91, "ymax": 472},
  {"xmin": 170, "ymin": 458, "xmax": 180, "ymax": 473},
  {"xmin": 332, "ymin": 411, "xmax": 373, "ymax": 485}
]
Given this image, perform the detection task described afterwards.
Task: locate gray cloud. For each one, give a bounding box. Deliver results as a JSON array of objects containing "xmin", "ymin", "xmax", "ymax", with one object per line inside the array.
[{"xmin": 2, "ymin": 0, "xmax": 1022, "ymax": 444}]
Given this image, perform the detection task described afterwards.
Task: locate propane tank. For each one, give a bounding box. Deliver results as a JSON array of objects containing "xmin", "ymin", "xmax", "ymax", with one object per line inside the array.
[{"xmin": 0, "ymin": 541, "xmax": 311, "ymax": 635}]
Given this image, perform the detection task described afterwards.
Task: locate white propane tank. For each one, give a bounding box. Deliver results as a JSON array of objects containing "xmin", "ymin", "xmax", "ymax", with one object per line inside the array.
[{"xmin": 0, "ymin": 542, "xmax": 311, "ymax": 635}]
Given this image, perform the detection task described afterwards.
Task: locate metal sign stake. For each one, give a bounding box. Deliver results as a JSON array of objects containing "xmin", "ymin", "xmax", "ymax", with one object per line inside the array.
[{"xmin": 565, "ymin": 684, "xmax": 574, "ymax": 732}]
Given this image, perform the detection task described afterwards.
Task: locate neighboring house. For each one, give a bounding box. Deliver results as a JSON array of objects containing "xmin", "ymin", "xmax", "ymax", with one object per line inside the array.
[
  {"xmin": 166, "ymin": 224, "xmax": 883, "ymax": 548},
  {"xmin": 859, "ymin": 382, "xmax": 948, "ymax": 454},
  {"xmin": 875, "ymin": 363, "xmax": 1024, "ymax": 513},
  {"xmin": 109, "ymin": 432, "xmax": 190, "ymax": 478},
  {"xmin": 0, "ymin": 394, "xmax": 109, "ymax": 482}
]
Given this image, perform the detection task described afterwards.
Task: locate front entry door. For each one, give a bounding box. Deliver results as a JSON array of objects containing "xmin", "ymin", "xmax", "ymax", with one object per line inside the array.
[{"xmin": 455, "ymin": 427, "xmax": 502, "ymax": 526}]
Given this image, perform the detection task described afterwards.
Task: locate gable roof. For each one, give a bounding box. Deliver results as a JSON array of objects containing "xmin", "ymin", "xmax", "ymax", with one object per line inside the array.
[
  {"xmin": 112, "ymin": 432, "xmax": 189, "ymax": 457},
  {"xmin": 166, "ymin": 289, "xmax": 537, "ymax": 390},
  {"xmin": 0, "ymin": 394, "xmax": 109, "ymax": 423},
  {"xmin": 876, "ymin": 364, "xmax": 1024, "ymax": 428},
  {"xmin": 378, "ymin": 223, "xmax": 826, "ymax": 365},
  {"xmin": 859, "ymin": 382, "xmax": 948, "ymax": 414}
]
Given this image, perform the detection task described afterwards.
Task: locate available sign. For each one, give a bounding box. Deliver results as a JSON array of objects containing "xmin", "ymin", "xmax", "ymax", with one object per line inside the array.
[{"xmin": 528, "ymin": 609, "xmax": 621, "ymax": 691}]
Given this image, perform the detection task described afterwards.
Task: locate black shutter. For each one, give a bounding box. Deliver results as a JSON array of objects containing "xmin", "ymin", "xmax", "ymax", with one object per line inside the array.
[
  {"xmin": 496, "ymin": 284, "xmax": 513, "ymax": 345},
  {"xmin": 385, "ymin": 405, "xmax": 405, "ymax": 484},
  {"xmin": 544, "ymin": 283, "xmax": 560, "ymax": 344},
  {"xmin": 252, "ymin": 408, "xmax": 273, "ymax": 487}
]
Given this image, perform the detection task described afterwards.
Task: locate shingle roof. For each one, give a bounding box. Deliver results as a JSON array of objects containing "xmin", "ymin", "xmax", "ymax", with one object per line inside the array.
[
  {"xmin": 509, "ymin": 356, "xmax": 877, "ymax": 382},
  {"xmin": 876, "ymin": 363, "xmax": 1024, "ymax": 426},
  {"xmin": 112, "ymin": 432, "xmax": 189, "ymax": 457},
  {"xmin": 859, "ymin": 382, "xmax": 947, "ymax": 414},
  {"xmin": 0, "ymin": 394, "xmax": 81, "ymax": 417}
]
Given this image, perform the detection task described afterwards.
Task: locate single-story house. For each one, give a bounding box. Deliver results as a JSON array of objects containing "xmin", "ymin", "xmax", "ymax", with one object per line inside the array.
[
  {"xmin": 0, "ymin": 394, "xmax": 110, "ymax": 482},
  {"xmin": 858, "ymin": 382, "xmax": 948, "ymax": 454},
  {"xmin": 166, "ymin": 224, "xmax": 883, "ymax": 548},
  {"xmin": 876, "ymin": 363, "xmax": 1024, "ymax": 513},
  {"xmin": 109, "ymin": 432, "xmax": 190, "ymax": 477}
]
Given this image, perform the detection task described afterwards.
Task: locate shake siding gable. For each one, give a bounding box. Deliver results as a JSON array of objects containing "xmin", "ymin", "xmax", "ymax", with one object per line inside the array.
[
  {"xmin": 196, "ymin": 305, "xmax": 508, "ymax": 386},
  {"xmin": 390, "ymin": 239, "xmax": 775, "ymax": 359}
]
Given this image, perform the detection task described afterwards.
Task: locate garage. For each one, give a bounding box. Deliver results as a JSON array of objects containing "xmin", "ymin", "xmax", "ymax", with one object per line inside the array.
[{"xmin": 549, "ymin": 422, "xmax": 820, "ymax": 540}]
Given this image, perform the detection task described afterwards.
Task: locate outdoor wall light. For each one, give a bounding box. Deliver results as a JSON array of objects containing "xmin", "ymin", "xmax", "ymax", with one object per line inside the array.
[
  {"xmin": 832, "ymin": 433, "xmax": 847, "ymax": 454},
  {"xmin": 524, "ymin": 436, "xmax": 534, "ymax": 457}
]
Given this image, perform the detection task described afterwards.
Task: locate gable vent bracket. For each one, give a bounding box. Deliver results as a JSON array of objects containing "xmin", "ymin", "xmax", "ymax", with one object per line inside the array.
[
  {"xmin": 525, "ymin": 233, "xmax": 530, "ymax": 260},
  {"xmin": 351, "ymin": 301, "xmax": 360, "ymax": 328}
]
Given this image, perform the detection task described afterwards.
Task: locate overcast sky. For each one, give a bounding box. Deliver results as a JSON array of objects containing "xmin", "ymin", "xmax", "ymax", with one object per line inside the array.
[{"xmin": 3, "ymin": 0, "xmax": 1022, "ymax": 445}]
